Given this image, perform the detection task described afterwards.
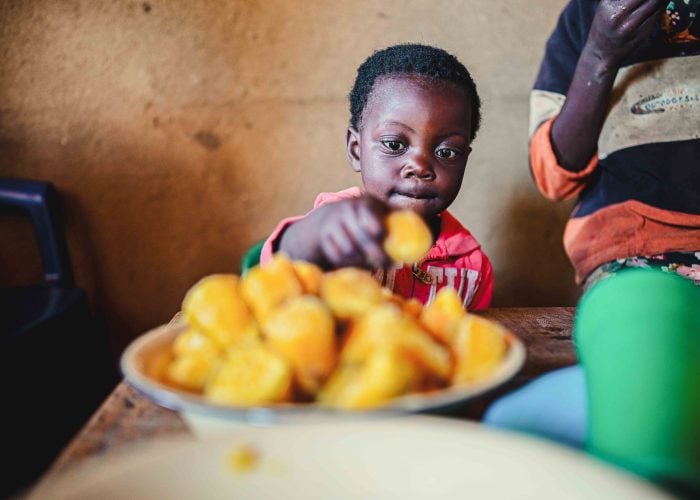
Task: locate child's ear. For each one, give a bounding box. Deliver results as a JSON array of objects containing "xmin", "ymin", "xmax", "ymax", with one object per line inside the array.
[{"xmin": 346, "ymin": 127, "xmax": 361, "ymax": 172}]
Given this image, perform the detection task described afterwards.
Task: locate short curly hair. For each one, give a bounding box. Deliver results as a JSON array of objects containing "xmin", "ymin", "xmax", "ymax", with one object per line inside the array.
[{"xmin": 349, "ymin": 44, "xmax": 482, "ymax": 142}]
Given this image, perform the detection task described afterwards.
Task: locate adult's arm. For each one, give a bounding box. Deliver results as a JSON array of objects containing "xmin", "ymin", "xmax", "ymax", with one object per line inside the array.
[{"xmin": 551, "ymin": 0, "xmax": 667, "ymax": 171}]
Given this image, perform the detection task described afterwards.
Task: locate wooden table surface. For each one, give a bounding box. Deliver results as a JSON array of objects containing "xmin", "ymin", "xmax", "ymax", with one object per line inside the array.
[{"xmin": 42, "ymin": 307, "xmax": 577, "ymax": 481}]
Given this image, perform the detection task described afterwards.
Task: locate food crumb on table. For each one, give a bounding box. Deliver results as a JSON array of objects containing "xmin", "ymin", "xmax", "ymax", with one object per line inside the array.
[{"xmin": 226, "ymin": 444, "xmax": 260, "ymax": 474}]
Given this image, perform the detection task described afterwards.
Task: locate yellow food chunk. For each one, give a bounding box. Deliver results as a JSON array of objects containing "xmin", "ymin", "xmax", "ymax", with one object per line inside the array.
[
  {"xmin": 240, "ymin": 254, "xmax": 303, "ymax": 325},
  {"xmin": 227, "ymin": 444, "xmax": 260, "ymax": 474},
  {"xmin": 401, "ymin": 297, "xmax": 424, "ymax": 319},
  {"xmin": 383, "ymin": 210, "xmax": 433, "ymax": 264},
  {"xmin": 292, "ymin": 260, "xmax": 324, "ymax": 296},
  {"xmin": 380, "ymin": 290, "xmax": 422, "ymax": 318},
  {"xmin": 263, "ymin": 296, "xmax": 337, "ymax": 395},
  {"xmin": 318, "ymin": 348, "xmax": 419, "ymax": 409},
  {"xmin": 343, "ymin": 303, "xmax": 451, "ymax": 381},
  {"xmin": 320, "ymin": 268, "xmax": 383, "ymax": 320},
  {"xmin": 173, "ymin": 327, "xmax": 220, "ymax": 357},
  {"xmin": 182, "ymin": 274, "xmax": 258, "ymax": 349},
  {"xmin": 165, "ymin": 328, "xmax": 223, "ymax": 391},
  {"xmin": 421, "ymin": 287, "xmax": 466, "ymax": 343},
  {"xmin": 166, "ymin": 351, "xmax": 221, "ymax": 392},
  {"xmin": 205, "ymin": 345, "xmax": 292, "ymax": 406},
  {"xmin": 451, "ymin": 314, "xmax": 508, "ymax": 384},
  {"xmin": 145, "ymin": 349, "xmax": 173, "ymax": 383}
]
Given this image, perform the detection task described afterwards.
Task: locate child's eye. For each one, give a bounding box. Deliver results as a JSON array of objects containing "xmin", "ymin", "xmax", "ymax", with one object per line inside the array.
[
  {"xmin": 381, "ymin": 140, "xmax": 406, "ymax": 153},
  {"xmin": 435, "ymin": 148, "xmax": 460, "ymax": 160}
]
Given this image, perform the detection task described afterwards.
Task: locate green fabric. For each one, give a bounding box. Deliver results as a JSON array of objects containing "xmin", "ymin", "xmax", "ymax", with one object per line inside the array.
[
  {"xmin": 241, "ymin": 240, "xmax": 264, "ymax": 276},
  {"xmin": 575, "ymin": 269, "xmax": 700, "ymax": 492}
]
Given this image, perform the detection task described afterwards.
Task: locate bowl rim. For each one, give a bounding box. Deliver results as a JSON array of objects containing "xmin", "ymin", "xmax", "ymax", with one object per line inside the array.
[{"xmin": 120, "ymin": 319, "xmax": 526, "ymax": 423}]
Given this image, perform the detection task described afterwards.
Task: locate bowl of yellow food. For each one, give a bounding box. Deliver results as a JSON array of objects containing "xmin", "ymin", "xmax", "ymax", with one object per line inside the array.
[
  {"xmin": 121, "ymin": 260, "xmax": 524, "ymax": 425},
  {"xmin": 121, "ymin": 212, "xmax": 525, "ymax": 426}
]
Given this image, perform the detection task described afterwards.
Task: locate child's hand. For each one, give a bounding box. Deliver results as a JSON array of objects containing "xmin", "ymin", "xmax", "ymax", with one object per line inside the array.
[
  {"xmin": 277, "ymin": 195, "xmax": 392, "ymax": 269},
  {"xmin": 316, "ymin": 196, "xmax": 391, "ymax": 269},
  {"xmin": 586, "ymin": 0, "xmax": 666, "ymax": 69}
]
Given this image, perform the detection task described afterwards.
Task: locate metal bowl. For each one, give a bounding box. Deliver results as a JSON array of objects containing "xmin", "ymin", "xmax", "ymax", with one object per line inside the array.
[{"xmin": 121, "ymin": 321, "xmax": 526, "ymax": 426}]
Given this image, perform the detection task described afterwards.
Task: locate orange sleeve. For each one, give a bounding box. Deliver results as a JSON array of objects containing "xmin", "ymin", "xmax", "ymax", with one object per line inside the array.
[{"xmin": 530, "ymin": 117, "xmax": 599, "ymax": 201}]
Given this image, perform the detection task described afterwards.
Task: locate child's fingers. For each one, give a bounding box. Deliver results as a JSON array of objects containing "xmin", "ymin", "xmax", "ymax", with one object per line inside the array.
[
  {"xmin": 317, "ymin": 197, "xmax": 391, "ymax": 269},
  {"xmin": 355, "ymin": 202, "xmax": 390, "ymax": 265},
  {"xmin": 342, "ymin": 215, "xmax": 390, "ymax": 268},
  {"xmin": 356, "ymin": 201, "xmax": 386, "ymax": 238},
  {"xmin": 319, "ymin": 225, "xmax": 350, "ymax": 265},
  {"xmin": 321, "ymin": 236, "xmax": 359, "ymax": 268},
  {"xmin": 320, "ymin": 223, "xmax": 366, "ymax": 268}
]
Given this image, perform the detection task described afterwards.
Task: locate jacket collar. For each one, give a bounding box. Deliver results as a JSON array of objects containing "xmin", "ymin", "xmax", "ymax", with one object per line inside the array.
[{"xmin": 423, "ymin": 211, "xmax": 481, "ymax": 260}]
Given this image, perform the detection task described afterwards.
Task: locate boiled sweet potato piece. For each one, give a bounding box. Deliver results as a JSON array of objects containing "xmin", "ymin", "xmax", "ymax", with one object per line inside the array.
[
  {"xmin": 320, "ymin": 268, "xmax": 383, "ymax": 320},
  {"xmin": 240, "ymin": 254, "xmax": 303, "ymax": 325},
  {"xmin": 451, "ymin": 314, "xmax": 508, "ymax": 384},
  {"xmin": 182, "ymin": 274, "xmax": 259, "ymax": 349},
  {"xmin": 263, "ymin": 296, "xmax": 337, "ymax": 395},
  {"xmin": 421, "ymin": 287, "xmax": 465, "ymax": 344},
  {"xmin": 205, "ymin": 345, "xmax": 292, "ymax": 406},
  {"xmin": 383, "ymin": 209, "xmax": 432, "ymax": 264},
  {"xmin": 318, "ymin": 348, "xmax": 419, "ymax": 409}
]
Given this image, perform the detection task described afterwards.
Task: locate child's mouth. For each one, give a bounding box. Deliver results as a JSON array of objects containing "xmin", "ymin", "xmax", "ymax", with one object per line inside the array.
[
  {"xmin": 389, "ymin": 191, "xmax": 438, "ymax": 212},
  {"xmin": 392, "ymin": 191, "xmax": 436, "ymax": 201}
]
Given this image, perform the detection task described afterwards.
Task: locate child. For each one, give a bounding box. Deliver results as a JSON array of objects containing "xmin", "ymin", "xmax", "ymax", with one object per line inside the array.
[{"xmin": 260, "ymin": 44, "xmax": 493, "ymax": 309}]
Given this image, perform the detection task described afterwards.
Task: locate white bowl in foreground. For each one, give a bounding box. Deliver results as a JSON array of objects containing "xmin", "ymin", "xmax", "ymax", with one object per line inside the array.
[{"xmin": 30, "ymin": 416, "xmax": 671, "ymax": 499}]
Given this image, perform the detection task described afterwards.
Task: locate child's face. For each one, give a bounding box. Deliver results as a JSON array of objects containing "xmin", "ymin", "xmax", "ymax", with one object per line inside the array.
[{"xmin": 346, "ymin": 74, "xmax": 473, "ymax": 221}]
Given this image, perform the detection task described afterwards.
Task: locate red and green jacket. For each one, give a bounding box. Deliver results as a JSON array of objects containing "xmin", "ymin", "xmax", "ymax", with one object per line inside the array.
[{"xmin": 261, "ymin": 187, "xmax": 493, "ymax": 310}]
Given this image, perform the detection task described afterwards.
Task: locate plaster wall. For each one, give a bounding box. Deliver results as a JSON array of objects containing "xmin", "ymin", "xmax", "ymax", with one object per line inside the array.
[{"xmin": 1, "ymin": 0, "xmax": 577, "ymax": 352}]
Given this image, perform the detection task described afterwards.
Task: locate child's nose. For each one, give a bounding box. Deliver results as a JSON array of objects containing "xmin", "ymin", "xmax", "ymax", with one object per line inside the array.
[{"xmin": 401, "ymin": 151, "xmax": 435, "ymax": 180}]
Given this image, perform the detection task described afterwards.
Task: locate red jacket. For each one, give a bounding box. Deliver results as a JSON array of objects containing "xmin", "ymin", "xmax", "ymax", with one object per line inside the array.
[{"xmin": 261, "ymin": 187, "xmax": 493, "ymax": 310}]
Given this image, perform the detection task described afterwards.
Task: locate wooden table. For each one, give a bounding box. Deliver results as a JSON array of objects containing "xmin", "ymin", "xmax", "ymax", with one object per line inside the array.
[{"xmin": 42, "ymin": 307, "xmax": 577, "ymax": 481}]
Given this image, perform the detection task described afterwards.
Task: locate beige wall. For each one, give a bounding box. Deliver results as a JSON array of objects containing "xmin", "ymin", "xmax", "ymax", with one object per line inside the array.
[{"xmin": 0, "ymin": 0, "xmax": 578, "ymax": 353}]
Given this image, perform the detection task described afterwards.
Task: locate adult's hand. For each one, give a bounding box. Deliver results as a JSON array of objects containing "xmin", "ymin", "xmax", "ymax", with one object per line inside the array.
[
  {"xmin": 549, "ymin": 0, "xmax": 666, "ymax": 172},
  {"xmin": 587, "ymin": 0, "xmax": 667, "ymax": 71}
]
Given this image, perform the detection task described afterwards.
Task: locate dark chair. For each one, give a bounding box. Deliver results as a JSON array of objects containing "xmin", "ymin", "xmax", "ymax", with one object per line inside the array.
[{"xmin": 0, "ymin": 178, "xmax": 118, "ymax": 496}]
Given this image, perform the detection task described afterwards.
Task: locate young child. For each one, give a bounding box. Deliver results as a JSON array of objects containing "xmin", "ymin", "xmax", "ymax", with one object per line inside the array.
[{"xmin": 260, "ymin": 44, "xmax": 493, "ymax": 309}]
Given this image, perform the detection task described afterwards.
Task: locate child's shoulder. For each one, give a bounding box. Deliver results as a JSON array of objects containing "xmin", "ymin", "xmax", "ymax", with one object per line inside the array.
[
  {"xmin": 434, "ymin": 210, "xmax": 484, "ymax": 258},
  {"xmin": 312, "ymin": 186, "xmax": 363, "ymax": 208}
]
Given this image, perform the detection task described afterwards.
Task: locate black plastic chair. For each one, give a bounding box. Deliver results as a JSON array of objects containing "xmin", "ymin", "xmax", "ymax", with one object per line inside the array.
[{"xmin": 0, "ymin": 178, "xmax": 118, "ymax": 496}]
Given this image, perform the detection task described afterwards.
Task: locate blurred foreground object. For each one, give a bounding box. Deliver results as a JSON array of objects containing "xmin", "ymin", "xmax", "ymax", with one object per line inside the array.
[
  {"xmin": 29, "ymin": 417, "xmax": 673, "ymax": 499},
  {"xmin": 576, "ymin": 269, "xmax": 700, "ymax": 495}
]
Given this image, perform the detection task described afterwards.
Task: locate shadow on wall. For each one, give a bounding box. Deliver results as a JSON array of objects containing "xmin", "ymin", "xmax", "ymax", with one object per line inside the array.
[{"xmin": 491, "ymin": 188, "xmax": 581, "ymax": 307}]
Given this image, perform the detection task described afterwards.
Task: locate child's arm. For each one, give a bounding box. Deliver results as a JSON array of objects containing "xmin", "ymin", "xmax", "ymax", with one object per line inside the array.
[
  {"xmin": 550, "ymin": 0, "xmax": 666, "ymax": 171},
  {"xmin": 277, "ymin": 195, "xmax": 392, "ymax": 270}
]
